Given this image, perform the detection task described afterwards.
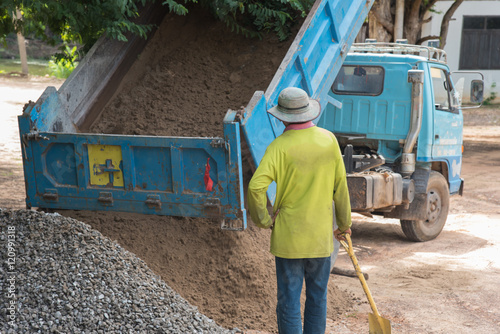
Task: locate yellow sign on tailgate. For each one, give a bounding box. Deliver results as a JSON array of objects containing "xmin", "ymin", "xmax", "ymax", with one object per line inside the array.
[{"xmin": 88, "ymin": 144, "xmax": 124, "ymax": 187}]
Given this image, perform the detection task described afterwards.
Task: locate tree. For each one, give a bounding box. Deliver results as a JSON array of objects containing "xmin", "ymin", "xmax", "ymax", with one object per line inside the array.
[
  {"xmin": 0, "ymin": 1, "xmax": 188, "ymax": 53},
  {"xmin": 369, "ymin": 0, "xmax": 465, "ymax": 48},
  {"xmin": 13, "ymin": 8, "xmax": 28, "ymax": 75},
  {"xmin": 204, "ymin": 0, "xmax": 314, "ymax": 41},
  {"xmin": 0, "ymin": 0, "xmax": 312, "ymax": 62},
  {"xmin": 0, "ymin": 0, "xmax": 203, "ymax": 75}
]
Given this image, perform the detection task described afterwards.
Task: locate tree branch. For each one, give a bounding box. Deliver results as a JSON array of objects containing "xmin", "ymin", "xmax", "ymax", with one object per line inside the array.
[
  {"xmin": 422, "ymin": 16, "xmax": 432, "ymax": 24},
  {"xmin": 416, "ymin": 35, "xmax": 440, "ymax": 45},
  {"xmin": 439, "ymin": 0, "xmax": 465, "ymax": 48}
]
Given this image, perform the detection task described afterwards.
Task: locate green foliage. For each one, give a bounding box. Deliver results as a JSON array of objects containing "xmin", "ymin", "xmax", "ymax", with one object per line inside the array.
[
  {"xmin": 483, "ymin": 82, "xmax": 497, "ymax": 105},
  {"xmin": 48, "ymin": 45, "xmax": 79, "ymax": 79},
  {"xmin": 203, "ymin": 0, "xmax": 315, "ymax": 41},
  {"xmin": 426, "ymin": 0, "xmax": 443, "ymax": 15},
  {"xmin": 0, "ymin": 0, "xmax": 311, "ymax": 63},
  {"xmin": 163, "ymin": 0, "xmax": 193, "ymax": 15},
  {"xmin": 0, "ymin": 0, "xmax": 194, "ymax": 52}
]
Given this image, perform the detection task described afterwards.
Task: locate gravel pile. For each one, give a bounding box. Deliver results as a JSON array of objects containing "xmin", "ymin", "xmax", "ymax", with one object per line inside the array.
[{"xmin": 0, "ymin": 209, "xmax": 237, "ymax": 333}]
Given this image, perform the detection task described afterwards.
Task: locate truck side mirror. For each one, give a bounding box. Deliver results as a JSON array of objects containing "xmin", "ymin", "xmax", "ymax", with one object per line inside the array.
[
  {"xmin": 451, "ymin": 71, "xmax": 484, "ymax": 109},
  {"xmin": 470, "ymin": 80, "xmax": 484, "ymax": 103}
]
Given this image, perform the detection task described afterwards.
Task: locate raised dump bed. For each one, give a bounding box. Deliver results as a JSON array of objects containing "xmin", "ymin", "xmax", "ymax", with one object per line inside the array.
[{"xmin": 18, "ymin": 0, "xmax": 374, "ymax": 229}]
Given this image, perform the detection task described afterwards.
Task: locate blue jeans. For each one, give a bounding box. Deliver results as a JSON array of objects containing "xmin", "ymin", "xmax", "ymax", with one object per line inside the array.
[{"xmin": 275, "ymin": 256, "xmax": 331, "ymax": 334}]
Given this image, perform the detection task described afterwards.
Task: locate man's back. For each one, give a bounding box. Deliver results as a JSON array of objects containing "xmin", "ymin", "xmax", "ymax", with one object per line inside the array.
[{"xmin": 248, "ymin": 126, "xmax": 351, "ymax": 259}]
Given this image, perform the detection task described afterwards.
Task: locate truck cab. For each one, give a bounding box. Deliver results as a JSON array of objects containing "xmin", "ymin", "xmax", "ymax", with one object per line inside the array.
[{"xmin": 317, "ymin": 42, "xmax": 483, "ymax": 241}]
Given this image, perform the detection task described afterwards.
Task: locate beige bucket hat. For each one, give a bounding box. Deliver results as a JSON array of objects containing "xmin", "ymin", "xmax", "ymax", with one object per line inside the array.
[{"xmin": 267, "ymin": 87, "xmax": 321, "ymax": 123}]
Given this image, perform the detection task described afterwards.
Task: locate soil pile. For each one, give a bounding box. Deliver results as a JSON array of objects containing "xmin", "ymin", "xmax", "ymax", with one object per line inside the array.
[
  {"xmin": 79, "ymin": 5, "xmax": 353, "ymax": 332},
  {"xmin": 89, "ymin": 6, "xmax": 289, "ymax": 137}
]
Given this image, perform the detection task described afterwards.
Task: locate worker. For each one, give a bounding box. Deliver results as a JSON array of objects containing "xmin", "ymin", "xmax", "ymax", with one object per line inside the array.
[{"xmin": 247, "ymin": 87, "xmax": 352, "ymax": 333}]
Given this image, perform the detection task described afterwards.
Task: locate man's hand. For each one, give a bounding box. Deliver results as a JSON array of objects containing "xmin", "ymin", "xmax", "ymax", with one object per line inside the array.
[
  {"xmin": 270, "ymin": 209, "xmax": 280, "ymax": 229},
  {"xmin": 334, "ymin": 228, "xmax": 352, "ymax": 242}
]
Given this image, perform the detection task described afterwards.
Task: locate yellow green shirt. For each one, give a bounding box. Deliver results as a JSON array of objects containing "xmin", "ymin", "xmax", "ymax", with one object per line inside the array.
[{"xmin": 247, "ymin": 126, "xmax": 352, "ymax": 259}]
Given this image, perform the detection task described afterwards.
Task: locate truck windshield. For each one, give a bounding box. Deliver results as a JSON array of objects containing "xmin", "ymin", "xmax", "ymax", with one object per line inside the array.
[{"xmin": 332, "ymin": 65, "xmax": 384, "ymax": 95}]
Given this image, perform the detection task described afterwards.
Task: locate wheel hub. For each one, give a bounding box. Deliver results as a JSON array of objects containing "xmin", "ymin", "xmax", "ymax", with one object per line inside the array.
[{"xmin": 426, "ymin": 190, "xmax": 441, "ymax": 224}]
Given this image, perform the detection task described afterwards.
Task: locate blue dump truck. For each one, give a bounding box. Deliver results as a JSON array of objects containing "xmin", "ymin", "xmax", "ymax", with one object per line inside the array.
[{"xmin": 18, "ymin": 0, "xmax": 482, "ymax": 242}]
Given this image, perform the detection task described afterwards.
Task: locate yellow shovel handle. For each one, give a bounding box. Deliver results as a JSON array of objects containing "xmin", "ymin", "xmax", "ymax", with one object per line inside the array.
[{"xmin": 340, "ymin": 234, "xmax": 385, "ymax": 327}]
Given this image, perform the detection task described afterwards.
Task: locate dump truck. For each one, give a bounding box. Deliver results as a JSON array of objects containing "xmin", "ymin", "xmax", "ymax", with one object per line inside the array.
[
  {"xmin": 18, "ymin": 0, "xmax": 483, "ymax": 242},
  {"xmin": 323, "ymin": 42, "xmax": 484, "ymax": 242}
]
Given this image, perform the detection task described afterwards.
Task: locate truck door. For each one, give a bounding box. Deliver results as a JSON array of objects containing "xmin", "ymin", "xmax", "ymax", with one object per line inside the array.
[{"xmin": 430, "ymin": 66, "xmax": 463, "ymax": 193}]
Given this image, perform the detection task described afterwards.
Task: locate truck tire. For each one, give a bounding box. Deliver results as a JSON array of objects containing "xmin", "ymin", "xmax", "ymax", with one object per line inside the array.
[{"xmin": 400, "ymin": 171, "xmax": 449, "ymax": 242}]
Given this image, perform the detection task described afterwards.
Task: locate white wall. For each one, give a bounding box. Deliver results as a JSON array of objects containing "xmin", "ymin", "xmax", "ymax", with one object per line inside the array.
[{"xmin": 422, "ymin": 0, "xmax": 500, "ymax": 102}]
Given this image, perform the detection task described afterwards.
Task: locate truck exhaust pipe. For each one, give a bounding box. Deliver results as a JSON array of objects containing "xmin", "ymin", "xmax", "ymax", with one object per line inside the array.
[{"xmin": 402, "ymin": 70, "xmax": 424, "ymax": 176}]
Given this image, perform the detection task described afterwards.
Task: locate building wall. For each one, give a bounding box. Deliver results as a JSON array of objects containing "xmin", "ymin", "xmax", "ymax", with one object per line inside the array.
[{"xmin": 422, "ymin": 0, "xmax": 500, "ymax": 103}]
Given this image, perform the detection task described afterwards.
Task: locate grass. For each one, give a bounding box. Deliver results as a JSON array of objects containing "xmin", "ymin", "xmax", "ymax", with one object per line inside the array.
[
  {"xmin": 346, "ymin": 312, "xmax": 359, "ymax": 318},
  {"xmin": 0, "ymin": 58, "xmax": 52, "ymax": 77}
]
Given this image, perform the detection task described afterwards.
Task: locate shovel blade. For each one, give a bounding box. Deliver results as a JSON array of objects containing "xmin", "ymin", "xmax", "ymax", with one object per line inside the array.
[{"xmin": 368, "ymin": 313, "xmax": 391, "ymax": 334}]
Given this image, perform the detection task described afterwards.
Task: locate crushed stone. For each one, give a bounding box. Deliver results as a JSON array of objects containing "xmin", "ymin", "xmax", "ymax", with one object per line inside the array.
[{"xmin": 0, "ymin": 209, "xmax": 239, "ymax": 333}]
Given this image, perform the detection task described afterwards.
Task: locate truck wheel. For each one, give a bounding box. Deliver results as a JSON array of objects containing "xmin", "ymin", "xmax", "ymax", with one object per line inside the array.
[{"xmin": 400, "ymin": 171, "xmax": 449, "ymax": 242}]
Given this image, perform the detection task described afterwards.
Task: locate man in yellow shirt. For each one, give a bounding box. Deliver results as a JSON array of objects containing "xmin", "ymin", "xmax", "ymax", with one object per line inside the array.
[{"xmin": 248, "ymin": 87, "xmax": 352, "ymax": 333}]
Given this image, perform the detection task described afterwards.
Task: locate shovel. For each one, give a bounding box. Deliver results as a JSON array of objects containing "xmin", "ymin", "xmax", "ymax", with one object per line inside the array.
[{"xmin": 339, "ymin": 234, "xmax": 392, "ymax": 334}]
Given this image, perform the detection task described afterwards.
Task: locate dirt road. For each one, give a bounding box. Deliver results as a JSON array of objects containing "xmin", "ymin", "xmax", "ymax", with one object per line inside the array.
[
  {"xmin": 327, "ymin": 112, "xmax": 500, "ymax": 333},
  {"xmin": 1, "ymin": 77, "xmax": 499, "ymax": 333},
  {"xmin": 0, "ymin": 77, "xmax": 64, "ymax": 208}
]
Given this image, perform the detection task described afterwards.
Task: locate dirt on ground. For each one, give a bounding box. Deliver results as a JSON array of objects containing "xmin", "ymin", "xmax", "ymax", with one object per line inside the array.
[
  {"xmin": 1, "ymin": 6, "xmax": 500, "ymax": 333},
  {"xmin": 0, "ymin": 76, "xmax": 64, "ymax": 209},
  {"xmin": 324, "ymin": 113, "xmax": 500, "ymax": 333},
  {"xmin": 3, "ymin": 87, "xmax": 500, "ymax": 334}
]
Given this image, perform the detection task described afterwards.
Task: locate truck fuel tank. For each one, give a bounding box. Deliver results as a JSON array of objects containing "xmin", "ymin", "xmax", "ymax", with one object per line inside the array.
[{"xmin": 348, "ymin": 171, "xmax": 404, "ymax": 212}]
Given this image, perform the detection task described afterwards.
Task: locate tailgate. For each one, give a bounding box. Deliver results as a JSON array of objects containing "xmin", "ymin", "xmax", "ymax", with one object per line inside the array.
[{"xmin": 19, "ymin": 109, "xmax": 246, "ymax": 230}]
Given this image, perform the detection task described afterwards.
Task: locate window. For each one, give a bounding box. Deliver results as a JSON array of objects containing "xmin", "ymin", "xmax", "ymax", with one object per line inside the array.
[
  {"xmin": 431, "ymin": 67, "xmax": 457, "ymax": 113},
  {"xmin": 332, "ymin": 65, "xmax": 384, "ymax": 96},
  {"xmin": 460, "ymin": 16, "xmax": 500, "ymax": 70}
]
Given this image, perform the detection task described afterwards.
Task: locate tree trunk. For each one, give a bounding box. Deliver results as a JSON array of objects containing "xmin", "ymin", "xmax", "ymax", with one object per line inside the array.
[
  {"xmin": 369, "ymin": 0, "xmax": 392, "ymax": 42},
  {"xmin": 394, "ymin": 0, "xmax": 405, "ymax": 41},
  {"xmin": 404, "ymin": 0, "xmax": 424, "ymax": 44},
  {"xmin": 355, "ymin": 23, "xmax": 368, "ymax": 43},
  {"xmin": 14, "ymin": 9, "xmax": 29, "ymax": 75},
  {"xmin": 367, "ymin": 0, "xmax": 464, "ymax": 48}
]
